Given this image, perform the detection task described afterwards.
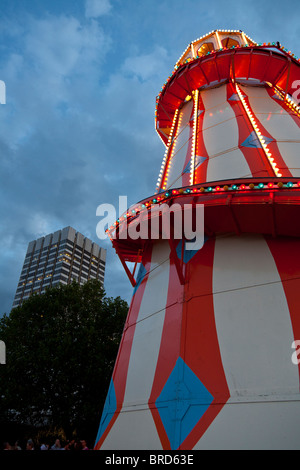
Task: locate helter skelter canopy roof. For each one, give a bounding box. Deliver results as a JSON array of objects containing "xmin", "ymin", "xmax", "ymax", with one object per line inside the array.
[{"xmin": 155, "ymin": 29, "xmax": 300, "ymax": 144}]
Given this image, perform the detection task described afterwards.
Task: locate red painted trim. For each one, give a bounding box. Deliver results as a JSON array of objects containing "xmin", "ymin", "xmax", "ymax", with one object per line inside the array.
[
  {"xmin": 240, "ymin": 85, "xmax": 293, "ymax": 178},
  {"xmin": 156, "ymin": 47, "xmax": 300, "ymax": 144},
  {"xmin": 267, "ymin": 86, "xmax": 300, "ymax": 129},
  {"xmin": 194, "ymin": 94, "xmax": 209, "ymax": 184},
  {"xmin": 112, "ymin": 184, "xmax": 300, "ymax": 262},
  {"xmin": 182, "ymin": 102, "xmax": 195, "ymax": 187},
  {"xmin": 149, "ymin": 241, "xmax": 185, "ymax": 449},
  {"xmin": 265, "ymin": 236, "xmax": 300, "ymax": 390},
  {"xmin": 179, "ymin": 238, "xmax": 230, "ymax": 449},
  {"xmin": 227, "ymin": 82, "xmax": 271, "ymax": 177}
]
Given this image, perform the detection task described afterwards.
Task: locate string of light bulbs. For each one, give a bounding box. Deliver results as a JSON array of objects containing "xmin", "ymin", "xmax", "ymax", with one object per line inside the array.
[{"xmin": 235, "ymin": 83, "xmax": 282, "ymax": 177}]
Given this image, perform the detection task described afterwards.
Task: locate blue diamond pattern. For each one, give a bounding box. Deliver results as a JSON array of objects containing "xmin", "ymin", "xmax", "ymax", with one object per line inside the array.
[
  {"xmin": 155, "ymin": 357, "xmax": 214, "ymax": 449},
  {"xmin": 176, "ymin": 237, "xmax": 208, "ymax": 264},
  {"xmin": 182, "ymin": 156, "xmax": 207, "ymax": 174},
  {"xmin": 241, "ymin": 131, "xmax": 273, "ymax": 148},
  {"xmin": 228, "ymin": 93, "xmax": 241, "ymax": 101},
  {"xmin": 133, "ymin": 262, "xmax": 147, "ymax": 295},
  {"xmin": 95, "ymin": 379, "xmax": 117, "ymax": 444}
]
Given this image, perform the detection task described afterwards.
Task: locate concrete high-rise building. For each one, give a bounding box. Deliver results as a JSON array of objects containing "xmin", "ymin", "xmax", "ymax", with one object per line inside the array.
[{"xmin": 12, "ymin": 226, "xmax": 106, "ymax": 308}]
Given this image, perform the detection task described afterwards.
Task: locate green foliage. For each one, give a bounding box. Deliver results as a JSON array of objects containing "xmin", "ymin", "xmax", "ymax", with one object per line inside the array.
[{"xmin": 0, "ymin": 280, "xmax": 128, "ymax": 444}]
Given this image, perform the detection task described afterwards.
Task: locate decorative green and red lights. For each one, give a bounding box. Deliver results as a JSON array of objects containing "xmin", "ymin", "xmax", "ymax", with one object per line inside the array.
[{"xmin": 106, "ymin": 178, "xmax": 300, "ymax": 238}]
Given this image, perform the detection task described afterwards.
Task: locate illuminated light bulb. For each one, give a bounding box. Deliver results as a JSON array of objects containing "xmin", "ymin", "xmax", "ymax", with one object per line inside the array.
[
  {"xmin": 258, "ymin": 183, "xmax": 264, "ymax": 189},
  {"xmin": 268, "ymin": 182, "xmax": 274, "ymax": 188}
]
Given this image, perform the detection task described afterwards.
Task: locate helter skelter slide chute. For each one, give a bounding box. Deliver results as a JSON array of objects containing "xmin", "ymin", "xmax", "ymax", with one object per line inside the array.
[{"xmin": 95, "ymin": 30, "xmax": 300, "ymax": 450}]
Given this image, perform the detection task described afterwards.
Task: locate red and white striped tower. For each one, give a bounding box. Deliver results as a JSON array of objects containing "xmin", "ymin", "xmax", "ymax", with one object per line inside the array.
[{"xmin": 95, "ymin": 30, "xmax": 300, "ymax": 450}]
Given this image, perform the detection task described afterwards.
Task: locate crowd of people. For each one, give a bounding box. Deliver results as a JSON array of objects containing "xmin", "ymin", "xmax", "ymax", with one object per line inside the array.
[{"xmin": 3, "ymin": 437, "xmax": 91, "ymax": 450}]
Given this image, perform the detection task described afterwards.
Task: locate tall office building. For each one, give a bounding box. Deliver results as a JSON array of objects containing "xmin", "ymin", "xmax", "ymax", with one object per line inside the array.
[{"xmin": 12, "ymin": 226, "xmax": 106, "ymax": 308}]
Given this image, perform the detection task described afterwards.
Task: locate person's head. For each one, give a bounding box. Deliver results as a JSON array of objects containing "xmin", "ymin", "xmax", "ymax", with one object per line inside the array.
[
  {"xmin": 54, "ymin": 439, "xmax": 61, "ymax": 448},
  {"xmin": 26, "ymin": 439, "xmax": 34, "ymax": 450}
]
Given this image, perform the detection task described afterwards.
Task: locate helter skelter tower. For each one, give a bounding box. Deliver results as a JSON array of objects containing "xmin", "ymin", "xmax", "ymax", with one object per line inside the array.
[{"xmin": 95, "ymin": 30, "xmax": 300, "ymax": 450}]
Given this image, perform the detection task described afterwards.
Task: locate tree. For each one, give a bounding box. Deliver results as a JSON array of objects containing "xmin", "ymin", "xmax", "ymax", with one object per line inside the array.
[{"xmin": 0, "ymin": 280, "xmax": 128, "ymax": 446}]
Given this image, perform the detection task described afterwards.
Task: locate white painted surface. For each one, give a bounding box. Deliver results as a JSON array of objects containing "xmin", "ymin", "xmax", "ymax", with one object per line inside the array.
[
  {"xmin": 212, "ymin": 234, "xmax": 299, "ymax": 398},
  {"xmin": 240, "ymin": 85, "xmax": 300, "ymax": 176},
  {"xmin": 101, "ymin": 235, "xmax": 300, "ymax": 449},
  {"xmin": 101, "ymin": 241, "xmax": 170, "ymax": 449},
  {"xmin": 194, "ymin": 399, "xmax": 300, "ymax": 449},
  {"xmin": 201, "ymin": 84, "xmax": 251, "ymax": 180},
  {"xmin": 101, "ymin": 407, "xmax": 163, "ymax": 450}
]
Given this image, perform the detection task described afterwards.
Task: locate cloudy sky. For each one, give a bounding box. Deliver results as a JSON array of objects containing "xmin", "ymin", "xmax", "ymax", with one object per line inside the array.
[{"xmin": 1, "ymin": 0, "xmax": 300, "ymax": 313}]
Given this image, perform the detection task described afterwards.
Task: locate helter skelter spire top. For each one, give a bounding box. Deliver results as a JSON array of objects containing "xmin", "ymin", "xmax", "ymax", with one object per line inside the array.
[{"xmin": 155, "ymin": 29, "xmax": 300, "ymax": 193}]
